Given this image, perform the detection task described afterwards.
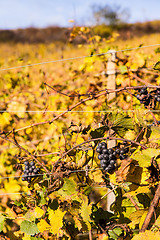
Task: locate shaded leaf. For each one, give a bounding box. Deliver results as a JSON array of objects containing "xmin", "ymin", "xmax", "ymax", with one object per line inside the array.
[
  {"xmin": 110, "ymin": 112, "xmax": 134, "ymax": 137},
  {"xmin": 90, "ymin": 126, "xmax": 108, "ymax": 139}
]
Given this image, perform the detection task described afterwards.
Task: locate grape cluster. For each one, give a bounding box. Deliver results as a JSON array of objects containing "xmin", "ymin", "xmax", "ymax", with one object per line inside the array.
[
  {"xmin": 22, "ymin": 161, "xmax": 40, "ymax": 183},
  {"xmin": 154, "ymin": 89, "xmax": 160, "ymax": 102},
  {"xmin": 96, "ymin": 141, "xmax": 129, "ymax": 173},
  {"xmin": 136, "ymin": 87, "xmax": 151, "ymax": 107},
  {"xmin": 136, "ymin": 87, "xmax": 160, "ymax": 108}
]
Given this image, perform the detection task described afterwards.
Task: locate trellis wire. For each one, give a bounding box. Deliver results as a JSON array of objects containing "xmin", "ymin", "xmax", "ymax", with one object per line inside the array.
[
  {"xmin": 1, "ymin": 110, "xmax": 160, "ymax": 113},
  {"xmin": 0, "ymin": 44, "xmax": 159, "ymax": 195},
  {"xmin": 0, "ymin": 43, "xmax": 159, "ymax": 72},
  {"xmin": 0, "ymin": 165, "xmax": 140, "ymax": 181}
]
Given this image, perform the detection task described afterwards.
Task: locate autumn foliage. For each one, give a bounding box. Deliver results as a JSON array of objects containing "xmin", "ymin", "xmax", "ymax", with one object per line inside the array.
[{"xmin": 0, "ymin": 27, "xmax": 160, "ymax": 239}]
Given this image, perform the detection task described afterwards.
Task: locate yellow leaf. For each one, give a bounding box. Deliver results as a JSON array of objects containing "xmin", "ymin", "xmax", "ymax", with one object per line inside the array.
[
  {"xmin": 132, "ymin": 230, "xmax": 160, "ymax": 240},
  {"xmin": 37, "ymin": 219, "xmax": 50, "ymax": 232},
  {"xmin": 139, "ymin": 211, "xmax": 148, "ymax": 229},
  {"xmin": 0, "ymin": 112, "xmax": 12, "ymax": 128},
  {"xmin": 26, "ymin": 128, "xmax": 32, "ymax": 134},
  {"xmin": 34, "ymin": 206, "xmax": 44, "ymax": 218},
  {"xmin": 123, "ymin": 186, "xmax": 150, "ymax": 197},
  {"xmin": 48, "ymin": 208, "xmax": 66, "ymax": 235},
  {"xmin": 80, "ymin": 197, "xmax": 92, "ymax": 230},
  {"xmin": 22, "ymin": 233, "xmax": 30, "ymax": 240},
  {"xmin": 4, "ymin": 179, "xmax": 21, "ymax": 193}
]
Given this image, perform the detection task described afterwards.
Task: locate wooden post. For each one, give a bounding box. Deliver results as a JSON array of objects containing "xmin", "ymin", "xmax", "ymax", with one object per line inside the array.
[{"xmin": 106, "ymin": 50, "xmax": 116, "ymax": 212}]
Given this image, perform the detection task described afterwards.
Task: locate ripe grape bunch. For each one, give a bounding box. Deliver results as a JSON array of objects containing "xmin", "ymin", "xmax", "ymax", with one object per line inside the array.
[
  {"xmin": 22, "ymin": 161, "xmax": 40, "ymax": 183},
  {"xmin": 96, "ymin": 141, "xmax": 129, "ymax": 173},
  {"xmin": 136, "ymin": 87, "xmax": 160, "ymax": 108},
  {"xmin": 136, "ymin": 87, "xmax": 151, "ymax": 107}
]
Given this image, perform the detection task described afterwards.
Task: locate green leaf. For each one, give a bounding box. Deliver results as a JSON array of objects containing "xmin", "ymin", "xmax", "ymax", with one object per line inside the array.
[
  {"xmin": 149, "ymin": 126, "xmax": 160, "ymax": 143},
  {"xmin": 153, "ymin": 61, "xmax": 160, "ymax": 70},
  {"xmin": 108, "ymin": 227, "xmax": 123, "ymax": 240},
  {"xmin": 90, "ymin": 126, "xmax": 108, "ymax": 139},
  {"xmin": 20, "ymin": 220, "xmax": 39, "ymax": 235},
  {"xmin": 56, "ymin": 178, "xmax": 77, "ymax": 198},
  {"xmin": 119, "ymin": 65, "xmax": 127, "ymax": 74},
  {"xmin": 80, "ymin": 197, "xmax": 92, "ymax": 230},
  {"xmin": 39, "ymin": 188, "xmax": 47, "ymax": 205},
  {"xmin": 0, "ymin": 215, "xmax": 5, "ymax": 232},
  {"xmin": 131, "ymin": 148, "xmax": 160, "ymax": 167}
]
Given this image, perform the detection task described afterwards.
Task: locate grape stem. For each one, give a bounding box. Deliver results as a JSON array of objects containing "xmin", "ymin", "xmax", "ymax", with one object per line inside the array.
[{"xmin": 51, "ymin": 136, "xmax": 147, "ymax": 170}]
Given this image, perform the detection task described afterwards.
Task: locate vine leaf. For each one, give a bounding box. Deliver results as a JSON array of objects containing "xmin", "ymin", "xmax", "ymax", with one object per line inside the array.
[
  {"xmin": 56, "ymin": 178, "xmax": 77, "ymax": 199},
  {"xmin": 20, "ymin": 220, "xmax": 39, "ymax": 235},
  {"xmin": 131, "ymin": 148, "xmax": 160, "ymax": 167},
  {"xmin": 90, "ymin": 126, "xmax": 108, "ymax": 139},
  {"xmin": 110, "ymin": 112, "xmax": 134, "ymax": 137},
  {"xmin": 123, "ymin": 186, "xmax": 150, "ymax": 197},
  {"xmin": 132, "ymin": 230, "xmax": 160, "ymax": 240},
  {"xmin": 0, "ymin": 215, "xmax": 5, "ymax": 232},
  {"xmin": 149, "ymin": 126, "xmax": 160, "ymax": 143},
  {"xmin": 80, "ymin": 198, "xmax": 92, "ymax": 230},
  {"xmin": 37, "ymin": 219, "xmax": 50, "ymax": 233},
  {"xmin": 48, "ymin": 208, "xmax": 66, "ymax": 235},
  {"xmin": 129, "ymin": 209, "xmax": 148, "ymax": 228},
  {"xmin": 108, "ymin": 227, "xmax": 123, "ymax": 240},
  {"xmin": 34, "ymin": 206, "xmax": 45, "ymax": 218}
]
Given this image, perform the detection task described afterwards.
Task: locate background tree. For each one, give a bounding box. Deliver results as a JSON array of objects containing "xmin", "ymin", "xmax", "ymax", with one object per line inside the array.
[{"xmin": 92, "ymin": 4, "xmax": 130, "ymax": 27}]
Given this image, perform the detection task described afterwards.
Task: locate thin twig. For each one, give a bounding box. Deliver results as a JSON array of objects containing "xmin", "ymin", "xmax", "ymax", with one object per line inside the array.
[
  {"xmin": 3, "ymin": 85, "xmax": 160, "ymax": 134},
  {"xmin": 0, "ymin": 135, "xmax": 49, "ymax": 173}
]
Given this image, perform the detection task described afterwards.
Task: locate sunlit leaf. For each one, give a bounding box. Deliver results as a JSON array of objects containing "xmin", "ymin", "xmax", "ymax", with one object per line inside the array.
[
  {"xmin": 48, "ymin": 208, "xmax": 66, "ymax": 235},
  {"xmin": 37, "ymin": 219, "xmax": 50, "ymax": 233},
  {"xmin": 34, "ymin": 206, "xmax": 45, "ymax": 218},
  {"xmin": 80, "ymin": 197, "xmax": 92, "ymax": 230},
  {"xmin": 132, "ymin": 230, "xmax": 160, "ymax": 240},
  {"xmin": 131, "ymin": 148, "xmax": 160, "ymax": 167},
  {"xmin": 0, "ymin": 215, "xmax": 5, "ymax": 232}
]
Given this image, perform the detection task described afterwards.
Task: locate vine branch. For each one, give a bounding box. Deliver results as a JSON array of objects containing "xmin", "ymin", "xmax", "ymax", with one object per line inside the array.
[{"xmin": 140, "ymin": 183, "xmax": 160, "ymax": 232}]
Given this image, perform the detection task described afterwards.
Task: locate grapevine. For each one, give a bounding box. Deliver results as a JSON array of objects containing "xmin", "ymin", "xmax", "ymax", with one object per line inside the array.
[{"xmin": 0, "ymin": 30, "xmax": 160, "ymax": 240}]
